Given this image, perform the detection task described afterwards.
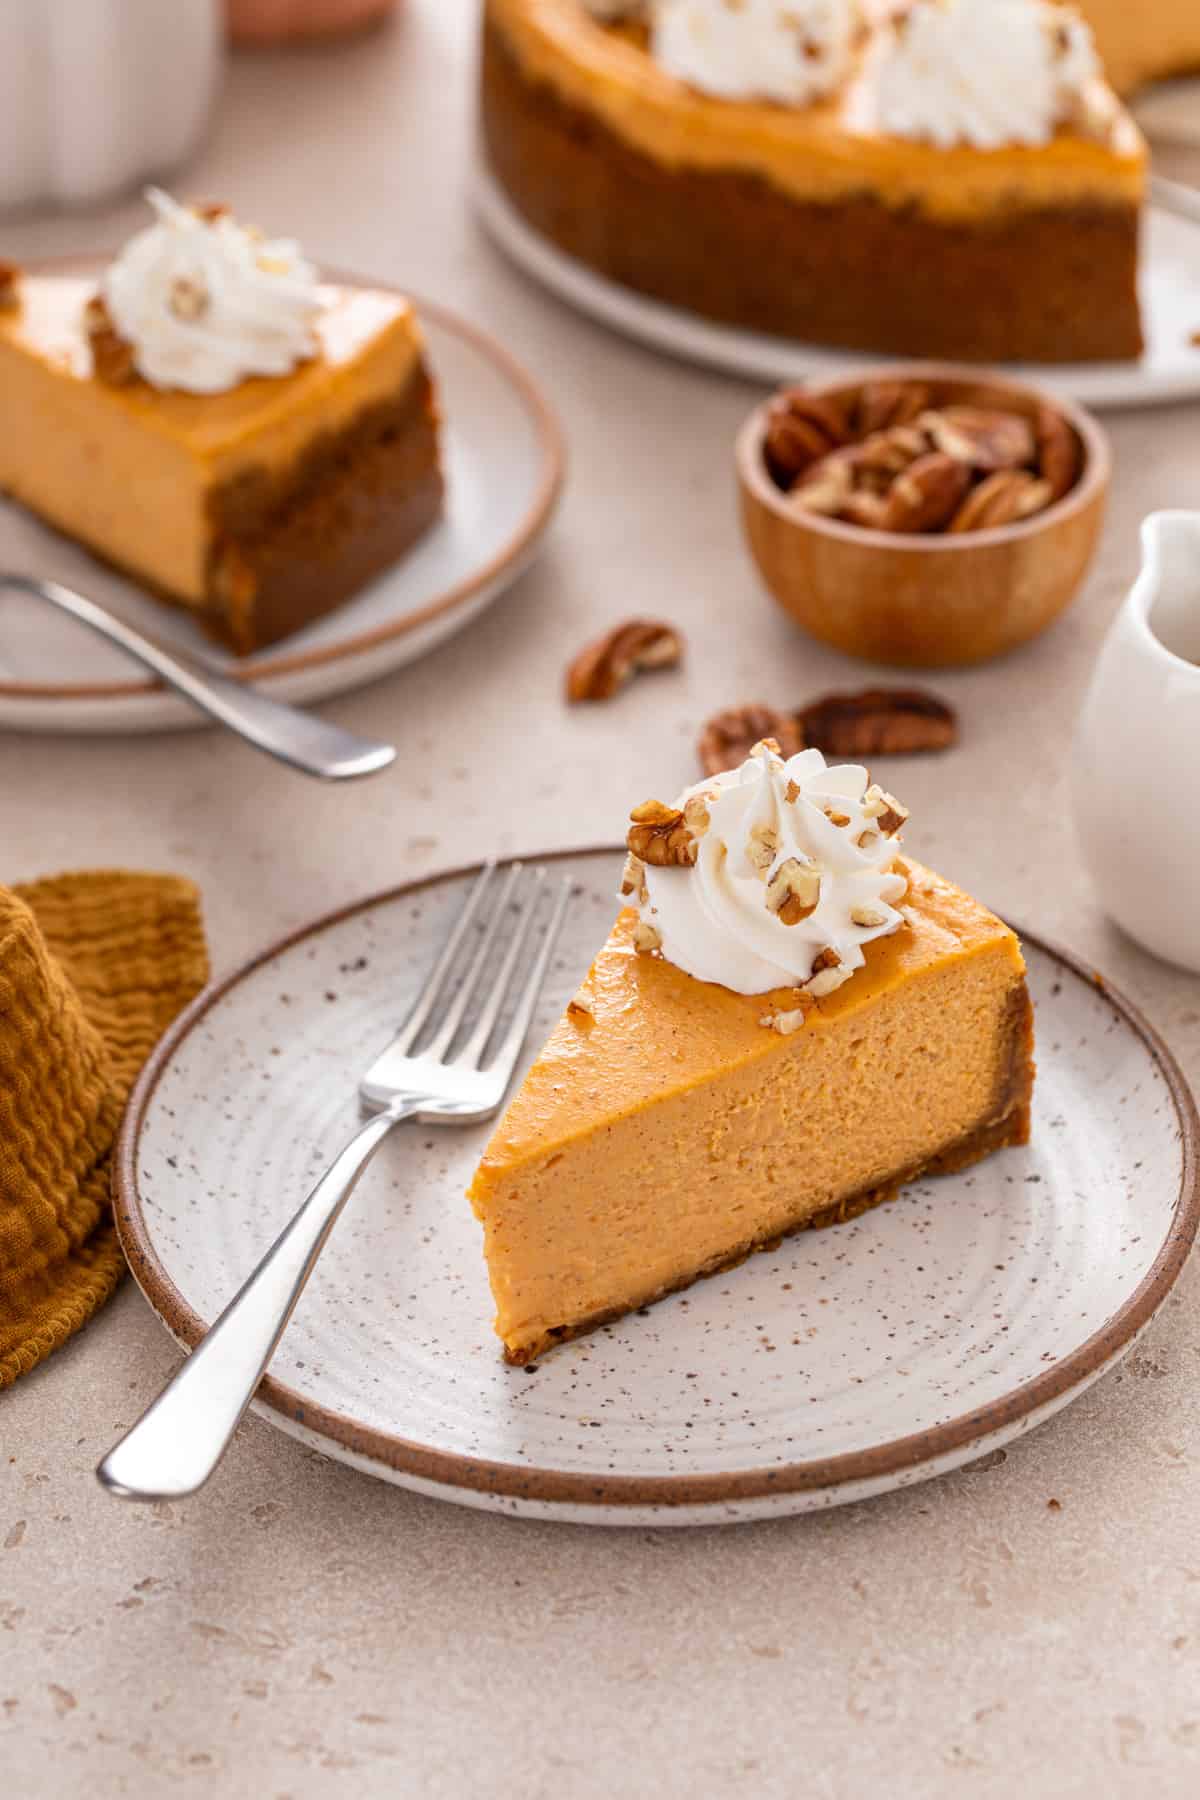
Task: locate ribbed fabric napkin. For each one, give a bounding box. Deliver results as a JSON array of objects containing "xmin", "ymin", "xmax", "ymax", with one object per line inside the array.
[{"xmin": 0, "ymin": 872, "xmax": 208, "ymax": 1389}]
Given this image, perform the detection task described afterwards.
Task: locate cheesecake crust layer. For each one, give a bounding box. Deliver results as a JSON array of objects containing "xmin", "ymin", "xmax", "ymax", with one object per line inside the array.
[{"xmin": 482, "ymin": 14, "xmax": 1144, "ymax": 363}]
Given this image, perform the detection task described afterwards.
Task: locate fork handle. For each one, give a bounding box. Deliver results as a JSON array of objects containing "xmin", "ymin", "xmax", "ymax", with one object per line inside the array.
[{"xmin": 97, "ymin": 1102, "xmax": 417, "ymax": 1501}]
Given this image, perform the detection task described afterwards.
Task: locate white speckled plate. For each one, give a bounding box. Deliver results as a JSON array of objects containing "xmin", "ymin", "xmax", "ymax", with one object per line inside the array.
[
  {"xmin": 475, "ymin": 167, "xmax": 1200, "ymax": 413},
  {"xmin": 115, "ymin": 851, "xmax": 1199, "ymax": 1526},
  {"xmin": 0, "ymin": 259, "xmax": 563, "ymax": 735}
]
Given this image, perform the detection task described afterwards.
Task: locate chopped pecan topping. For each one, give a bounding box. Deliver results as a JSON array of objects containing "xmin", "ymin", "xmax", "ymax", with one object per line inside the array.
[
  {"xmin": 855, "ymin": 379, "xmax": 932, "ymax": 438},
  {"xmin": 0, "ymin": 261, "xmax": 20, "ymax": 309},
  {"xmin": 168, "ymin": 275, "xmax": 209, "ymax": 321},
  {"xmin": 763, "ymin": 387, "xmax": 849, "ymax": 489},
  {"xmin": 1033, "ymin": 404, "xmax": 1082, "ymax": 503},
  {"xmin": 632, "ymin": 919, "xmax": 663, "ymax": 954},
  {"xmin": 619, "ymin": 852, "xmax": 648, "ymax": 902},
  {"xmin": 747, "ymin": 822, "xmax": 780, "ymax": 876},
  {"xmin": 84, "ymin": 294, "xmax": 137, "ymax": 387},
  {"xmin": 566, "ymin": 618, "xmax": 683, "ymax": 703},
  {"xmin": 765, "ymin": 858, "xmax": 821, "ymax": 924},
  {"xmin": 697, "ymin": 704, "xmax": 803, "ymax": 778},
  {"xmin": 807, "ymin": 947, "xmax": 852, "ymax": 997},
  {"xmin": 682, "ymin": 793, "xmax": 712, "ymax": 839},
  {"xmin": 880, "ymin": 453, "xmax": 971, "ymax": 533},
  {"xmin": 862, "ymin": 784, "xmax": 909, "ymax": 835},
  {"xmin": 850, "ymin": 902, "xmax": 891, "ymax": 929},
  {"xmin": 948, "ymin": 469, "xmax": 1053, "ymax": 534},
  {"xmin": 797, "ymin": 688, "xmax": 957, "ymax": 758},
  {"xmin": 191, "ymin": 200, "xmax": 230, "ymax": 222},
  {"xmin": 627, "ymin": 800, "xmax": 698, "ymax": 867},
  {"xmin": 567, "ymin": 989, "xmax": 595, "ymax": 1023},
  {"xmin": 823, "ymin": 808, "xmax": 851, "ymax": 829},
  {"xmin": 760, "ymin": 1001, "xmax": 811, "ymax": 1036},
  {"xmin": 919, "ymin": 406, "xmax": 1035, "ymax": 472}
]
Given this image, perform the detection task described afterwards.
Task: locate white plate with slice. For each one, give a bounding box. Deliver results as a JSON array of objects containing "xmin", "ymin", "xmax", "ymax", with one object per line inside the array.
[
  {"xmin": 475, "ymin": 166, "xmax": 1200, "ymax": 412},
  {"xmin": 113, "ymin": 849, "xmax": 1199, "ymax": 1527},
  {"xmin": 0, "ymin": 264, "xmax": 564, "ymax": 736}
]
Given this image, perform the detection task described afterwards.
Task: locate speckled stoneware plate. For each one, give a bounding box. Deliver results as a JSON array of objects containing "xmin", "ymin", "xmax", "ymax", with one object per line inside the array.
[
  {"xmin": 0, "ymin": 258, "xmax": 563, "ymax": 735},
  {"xmin": 475, "ymin": 167, "xmax": 1200, "ymax": 413},
  {"xmin": 114, "ymin": 851, "xmax": 1199, "ymax": 1526}
]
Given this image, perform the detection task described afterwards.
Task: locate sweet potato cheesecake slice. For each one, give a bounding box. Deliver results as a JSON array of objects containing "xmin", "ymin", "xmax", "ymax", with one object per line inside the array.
[
  {"xmin": 482, "ymin": 0, "xmax": 1146, "ymax": 363},
  {"xmin": 0, "ymin": 191, "xmax": 442, "ymax": 655},
  {"xmin": 468, "ymin": 742, "xmax": 1034, "ymax": 1364}
]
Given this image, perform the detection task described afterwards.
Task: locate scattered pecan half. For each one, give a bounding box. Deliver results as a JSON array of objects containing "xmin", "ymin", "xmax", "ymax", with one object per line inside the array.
[
  {"xmin": 763, "ymin": 388, "xmax": 849, "ymax": 489},
  {"xmin": 854, "ymin": 379, "xmax": 932, "ymax": 437},
  {"xmin": 627, "ymin": 800, "xmax": 698, "ymax": 867},
  {"xmin": 920, "ymin": 406, "xmax": 1035, "ymax": 472},
  {"xmin": 84, "ymin": 294, "xmax": 137, "ymax": 387},
  {"xmin": 797, "ymin": 688, "xmax": 958, "ymax": 758},
  {"xmin": 880, "ymin": 453, "xmax": 971, "ymax": 533},
  {"xmin": 565, "ymin": 618, "xmax": 683, "ymax": 703},
  {"xmin": 947, "ymin": 469, "xmax": 1053, "ymax": 534},
  {"xmin": 697, "ymin": 704, "xmax": 804, "ymax": 777},
  {"xmin": 0, "ymin": 261, "xmax": 20, "ymax": 309},
  {"xmin": 1034, "ymin": 404, "xmax": 1081, "ymax": 503}
]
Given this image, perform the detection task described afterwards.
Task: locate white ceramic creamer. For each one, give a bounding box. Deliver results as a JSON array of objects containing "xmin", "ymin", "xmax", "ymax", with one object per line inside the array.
[{"xmin": 1073, "ymin": 511, "xmax": 1200, "ymax": 971}]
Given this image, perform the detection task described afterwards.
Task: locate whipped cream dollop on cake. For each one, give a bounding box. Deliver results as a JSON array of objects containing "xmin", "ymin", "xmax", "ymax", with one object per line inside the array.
[
  {"xmin": 651, "ymin": 0, "xmax": 858, "ymax": 106},
  {"xmin": 847, "ymin": 0, "xmax": 1111, "ymax": 149},
  {"xmin": 101, "ymin": 188, "xmax": 322, "ymax": 395},
  {"xmin": 622, "ymin": 739, "xmax": 910, "ymax": 1017}
]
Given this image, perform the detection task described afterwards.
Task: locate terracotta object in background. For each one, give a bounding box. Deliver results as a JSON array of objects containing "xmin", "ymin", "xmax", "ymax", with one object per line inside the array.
[
  {"xmin": 227, "ymin": 0, "xmax": 397, "ymax": 43},
  {"xmin": 737, "ymin": 367, "xmax": 1110, "ymax": 669}
]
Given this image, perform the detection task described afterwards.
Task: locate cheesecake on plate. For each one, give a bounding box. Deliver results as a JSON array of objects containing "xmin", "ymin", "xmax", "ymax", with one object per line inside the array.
[
  {"xmin": 481, "ymin": 0, "xmax": 1146, "ymax": 363},
  {"xmin": 0, "ymin": 192, "xmax": 443, "ymax": 656},
  {"xmin": 468, "ymin": 741, "xmax": 1035, "ymax": 1364}
]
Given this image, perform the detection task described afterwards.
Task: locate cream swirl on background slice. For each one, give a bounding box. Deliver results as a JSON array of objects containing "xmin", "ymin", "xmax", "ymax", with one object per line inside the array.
[
  {"xmin": 624, "ymin": 741, "xmax": 910, "ymax": 1003},
  {"xmin": 651, "ymin": 0, "xmax": 859, "ymax": 107},
  {"xmin": 102, "ymin": 188, "xmax": 322, "ymax": 395},
  {"xmin": 846, "ymin": 0, "xmax": 1111, "ymax": 150}
]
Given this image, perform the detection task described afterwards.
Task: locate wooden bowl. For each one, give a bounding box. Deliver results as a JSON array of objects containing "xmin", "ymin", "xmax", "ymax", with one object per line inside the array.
[{"xmin": 736, "ymin": 364, "xmax": 1111, "ymax": 668}]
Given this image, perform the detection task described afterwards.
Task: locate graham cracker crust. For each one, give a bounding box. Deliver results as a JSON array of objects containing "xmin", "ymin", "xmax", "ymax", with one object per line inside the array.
[
  {"xmin": 203, "ymin": 361, "xmax": 444, "ymax": 655},
  {"xmin": 503, "ymin": 978, "xmax": 1036, "ymax": 1366},
  {"xmin": 481, "ymin": 17, "xmax": 1143, "ymax": 365}
]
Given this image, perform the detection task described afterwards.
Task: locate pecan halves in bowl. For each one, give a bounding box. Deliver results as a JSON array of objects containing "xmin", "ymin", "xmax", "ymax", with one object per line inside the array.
[
  {"xmin": 762, "ymin": 388, "xmax": 850, "ymax": 489},
  {"xmin": 565, "ymin": 619, "xmax": 683, "ymax": 704}
]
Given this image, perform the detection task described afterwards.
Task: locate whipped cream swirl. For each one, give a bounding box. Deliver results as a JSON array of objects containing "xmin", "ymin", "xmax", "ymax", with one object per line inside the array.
[
  {"xmin": 847, "ymin": 0, "xmax": 1107, "ymax": 150},
  {"xmin": 652, "ymin": 0, "xmax": 858, "ymax": 107},
  {"xmin": 102, "ymin": 188, "xmax": 322, "ymax": 395},
  {"xmin": 629, "ymin": 743, "xmax": 910, "ymax": 999}
]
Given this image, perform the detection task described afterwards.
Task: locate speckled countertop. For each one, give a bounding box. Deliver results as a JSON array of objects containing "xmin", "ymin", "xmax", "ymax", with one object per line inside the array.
[{"xmin": 3, "ymin": 7, "xmax": 1200, "ymax": 1794}]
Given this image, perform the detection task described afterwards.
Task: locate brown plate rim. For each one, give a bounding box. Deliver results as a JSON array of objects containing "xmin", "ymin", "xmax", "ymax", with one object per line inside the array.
[
  {"xmin": 0, "ymin": 254, "xmax": 565, "ymax": 703},
  {"xmin": 113, "ymin": 848, "xmax": 1200, "ymax": 1510}
]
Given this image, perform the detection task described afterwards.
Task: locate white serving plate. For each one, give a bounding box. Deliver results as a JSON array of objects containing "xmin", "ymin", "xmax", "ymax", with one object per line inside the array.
[
  {"xmin": 114, "ymin": 850, "xmax": 1199, "ymax": 1526},
  {"xmin": 0, "ymin": 265, "xmax": 564, "ymax": 734},
  {"xmin": 475, "ymin": 166, "xmax": 1200, "ymax": 412}
]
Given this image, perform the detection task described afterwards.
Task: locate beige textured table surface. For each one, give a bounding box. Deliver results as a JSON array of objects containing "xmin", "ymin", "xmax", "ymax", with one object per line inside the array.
[{"xmin": 4, "ymin": 8, "xmax": 1200, "ymax": 1795}]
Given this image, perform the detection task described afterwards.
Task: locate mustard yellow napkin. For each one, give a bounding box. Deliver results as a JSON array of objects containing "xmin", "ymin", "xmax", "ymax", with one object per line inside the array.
[{"xmin": 0, "ymin": 872, "xmax": 208, "ymax": 1389}]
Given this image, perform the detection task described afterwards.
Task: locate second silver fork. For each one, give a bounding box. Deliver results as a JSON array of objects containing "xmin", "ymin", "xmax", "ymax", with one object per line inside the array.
[{"xmin": 96, "ymin": 861, "xmax": 571, "ymax": 1502}]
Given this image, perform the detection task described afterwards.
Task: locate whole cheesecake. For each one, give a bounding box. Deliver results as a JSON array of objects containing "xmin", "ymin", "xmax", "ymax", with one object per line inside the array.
[
  {"xmin": 0, "ymin": 194, "xmax": 443, "ymax": 656},
  {"xmin": 468, "ymin": 742, "xmax": 1035, "ymax": 1364},
  {"xmin": 481, "ymin": 0, "xmax": 1147, "ymax": 363}
]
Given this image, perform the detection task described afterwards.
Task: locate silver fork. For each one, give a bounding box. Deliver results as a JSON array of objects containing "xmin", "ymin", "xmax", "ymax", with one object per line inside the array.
[{"xmin": 96, "ymin": 862, "xmax": 571, "ymax": 1502}]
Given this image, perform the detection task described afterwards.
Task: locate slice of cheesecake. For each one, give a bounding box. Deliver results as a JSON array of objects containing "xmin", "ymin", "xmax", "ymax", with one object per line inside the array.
[
  {"xmin": 0, "ymin": 215, "xmax": 442, "ymax": 655},
  {"xmin": 468, "ymin": 751, "xmax": 1034, "ymax": 1364}
]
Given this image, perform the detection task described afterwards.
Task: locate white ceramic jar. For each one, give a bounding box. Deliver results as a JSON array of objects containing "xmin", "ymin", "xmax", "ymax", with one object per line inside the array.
[
  {"xmin": 1073, "ymin": 511, "xmax": 1200, "ymax": 972},
  {"xmin": 0, "ymin": 0, "xmax": 223, "ymax": 213}
]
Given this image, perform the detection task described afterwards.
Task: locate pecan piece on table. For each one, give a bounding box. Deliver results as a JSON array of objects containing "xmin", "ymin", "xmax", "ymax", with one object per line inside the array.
[
  {"xmin": 763, "ymin": 388, "xmax": 850, "ymax": 489},
  {"xmin": 880, "ymin": 453, "xmax": 971, "ymax": 533},
  {"xmin": 627, "ymin": 800, "xmax": 699, "ymax": 867},
  {"xmin": 797, "ymin": 688, "xmax": 958, "ymax": 758},
  {"xmin": 565, "ymin": 618, "xmax": 683, "ymax": 703},
  {"xmin": 947, "ymin": 469, "xmax": 1053, "ymax": 534},
  {"xmin": 1033, "ymin": 404, "xmax": 1082, "ymax": 502},
  {"xmin": 697, "ymin": 703, "xmax": 804, "ymax": 777}
]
